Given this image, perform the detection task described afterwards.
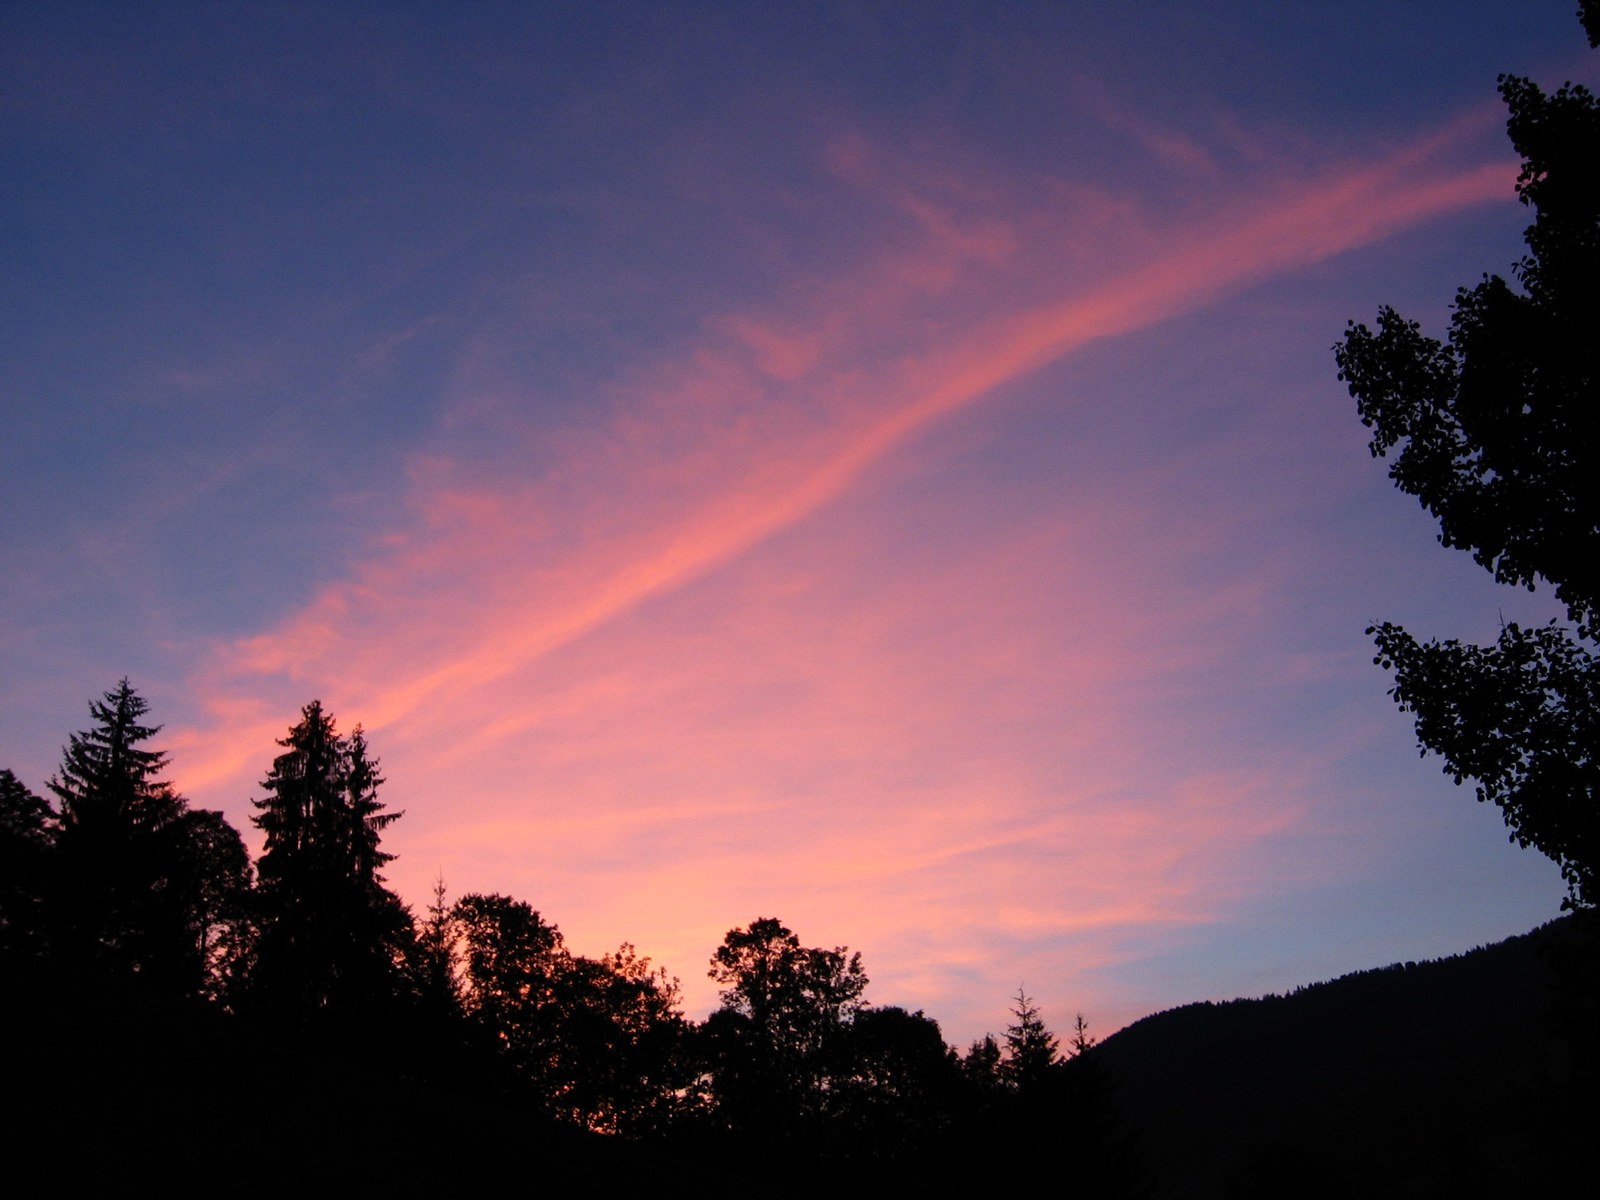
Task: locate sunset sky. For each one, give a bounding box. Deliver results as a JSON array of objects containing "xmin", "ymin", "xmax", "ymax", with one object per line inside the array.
[{"xmin": 3, "ymin": 2, "xmax": 1594, "ymax": 1044}]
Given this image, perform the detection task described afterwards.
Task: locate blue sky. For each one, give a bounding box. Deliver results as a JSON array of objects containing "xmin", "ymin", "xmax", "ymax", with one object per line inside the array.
[{"xmin": 2, "ymin": 2, "xmax": 1593, "ymax": 1040}]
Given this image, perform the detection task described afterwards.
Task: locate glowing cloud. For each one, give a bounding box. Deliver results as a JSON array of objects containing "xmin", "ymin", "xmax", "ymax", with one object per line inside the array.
[
  {"xmin": 178, "ymin": 127, "xmax": 1512, "ymax": 768},
  {"xmin": 162, "ymin": 117, "xmax": 1522, "ymax": 1034}
]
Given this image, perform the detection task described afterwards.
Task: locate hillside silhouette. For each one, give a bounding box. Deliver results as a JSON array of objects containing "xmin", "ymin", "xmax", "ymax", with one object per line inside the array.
[{"xmin": 1098, "ymin": 917, "xmax": 1594, "ymax": 1198}]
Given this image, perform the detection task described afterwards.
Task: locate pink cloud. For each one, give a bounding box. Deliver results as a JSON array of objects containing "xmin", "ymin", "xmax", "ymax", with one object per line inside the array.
[{"xmin": 163, "ymin": 116, "xmax": 1517, "ymax": 1039}]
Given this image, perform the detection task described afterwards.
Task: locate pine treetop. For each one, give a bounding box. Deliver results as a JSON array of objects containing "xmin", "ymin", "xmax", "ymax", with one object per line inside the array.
[
  {"xmin": 253, "ymin": 701, "xmax": 401, "ymax": 892},
  {"xmin": 1003, "ymin": 987, "xmax": 1061, "ymax": 1086},
  {"xmin": 48, "ymin": 679, "xmax": 182, "ymax": 833}
]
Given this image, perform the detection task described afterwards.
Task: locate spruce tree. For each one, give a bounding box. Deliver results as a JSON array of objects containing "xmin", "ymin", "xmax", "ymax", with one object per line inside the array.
[
  {"xmin": 247, "ymin": 701, "xmax": 411, "ymax": 1028},
  {"xmin": 412, "ymin": 874, "xmax": 461, "ymax": 1024},
  {"xmin": 46, "ymin": 680, "xmax": 249, "ymax": 993},
  {"xmin": 1001, "ymin": 987, "xmax": 1060, "ymax": 1089}
]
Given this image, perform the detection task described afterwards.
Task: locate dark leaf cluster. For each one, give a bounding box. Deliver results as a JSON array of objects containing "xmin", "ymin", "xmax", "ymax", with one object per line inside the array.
[
  {"xmin": 1335, "ymin": 11, "xmax": 1599, "ymax": 909},
  {"xmin": 1371, "ymin": 619, "xmax": 1599, "ymax": 905}
]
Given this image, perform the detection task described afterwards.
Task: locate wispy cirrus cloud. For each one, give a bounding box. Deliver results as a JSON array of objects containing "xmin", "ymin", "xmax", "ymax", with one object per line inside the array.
[
  {"xmin": 175, "ymin": 119, "xmax": 1510, "ymax": 771},
  {"xmin": 161, "ymin": 115, "xmax": 1518, "ymax": 1032}
]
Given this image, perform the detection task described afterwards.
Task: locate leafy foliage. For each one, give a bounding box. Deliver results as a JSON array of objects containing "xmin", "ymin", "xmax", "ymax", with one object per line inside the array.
[
  {"xmin": 1335, "ymin": 73, "xmax": 1598, "ymax": 638},
  {"xmin": 828, "ymin": 1006, "xmax": 962, "ymax": 1159},
  {"xmin": 703, "ymin": 917, "xmax": 867, "ymax": 1139},
  {"xmin": 452, "ymin": 892, "xmax": 689, "ymax": 1132},
  {"xmin": 1335, "ymin": 24, "xmax": 1600, "ymax": 907},
  {"xmin": 709, "ymin": 917, "xmax": 867, "ymax": 1036},
  {"xmin": 0, "ymin": 768, "xmax": 57, "ymax": 953},
  {"xmin": 11, "ymin": 693, "xmax": 1145, "ymax": 1177},
  {"xmin": 1372, "ymin": 620, "xmax": 1599, "ymax": 903}
]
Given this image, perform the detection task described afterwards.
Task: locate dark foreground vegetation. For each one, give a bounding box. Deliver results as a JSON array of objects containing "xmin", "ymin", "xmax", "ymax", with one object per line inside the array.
[
  {"xmin": 4, "ymin": 680, "xmax": 1597, "ymax": 1197},
  {"xmin": 3, "ymin": 952, "xmax": 643, "ymax": 1195},
  {"xmin": 1, "ymin": 682, "xmax": 1145, "ymax": 1195},
  {"xmin": 3, "ymin": 708, "xmax": 1595, "ymax": 1198}
]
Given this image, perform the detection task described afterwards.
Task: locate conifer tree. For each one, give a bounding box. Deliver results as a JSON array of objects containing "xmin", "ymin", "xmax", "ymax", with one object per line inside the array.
[
  {"xmin": 51, "ymin": 680, "xmax": 184, "ymax": 850},
  {"xmin": 1001, "ymin": 987, "xmax": 1060, "ymax": 1089},
  {"xmin": 46, "ymin": 681, "xmax": 249, "ymax": 993},
  {"xmin": 413, "ymin": 874, "xmax": 461, "ymax": 1023},
  {"xmin": 1056, "ymin": 1012, "xmax": 1149, "ymax": 1200},
  {"xmin": 246, "ymin": 700, "xmax": 411, "ymax": 1027}
]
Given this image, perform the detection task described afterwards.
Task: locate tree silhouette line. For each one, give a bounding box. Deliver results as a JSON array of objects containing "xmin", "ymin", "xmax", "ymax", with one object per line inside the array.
[{"xmin": 0, "ymin": 682, "xmax": 1145, "ymax": 1192}]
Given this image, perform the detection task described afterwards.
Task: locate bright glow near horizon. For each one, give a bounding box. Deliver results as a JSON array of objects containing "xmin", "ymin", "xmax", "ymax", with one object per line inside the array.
[{"xmin": 2, "ymin": 3, "xmax": 1590, "ymax": 1044}]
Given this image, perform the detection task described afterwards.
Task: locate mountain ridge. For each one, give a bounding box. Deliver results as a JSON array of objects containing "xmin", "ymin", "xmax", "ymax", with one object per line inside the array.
[{"xmin": 1096, "ymin": 917, "xmax": 1592, "ymax": 1198}]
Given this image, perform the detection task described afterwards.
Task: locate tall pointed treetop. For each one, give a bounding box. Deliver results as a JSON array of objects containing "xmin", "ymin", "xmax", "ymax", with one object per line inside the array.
[{"xmin": 49, "ymin": 678, "xmax": 180, "ymax": 833}]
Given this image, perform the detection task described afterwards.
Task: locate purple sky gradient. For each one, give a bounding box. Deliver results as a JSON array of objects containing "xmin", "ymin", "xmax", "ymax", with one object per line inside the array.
[{"xmin": 3, "ymin": 2, "xmax": 1594, "ymax": 1043}]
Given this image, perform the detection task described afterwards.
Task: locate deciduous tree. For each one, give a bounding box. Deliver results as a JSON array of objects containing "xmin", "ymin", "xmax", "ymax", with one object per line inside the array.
[
  {"xmin": 703, "ymin": 917, "xmax": 867, "ymax": 1139},
  {"xmin": 453, "ymin": 892, "xmax": 689, "ymax": 1131},
  {"xmin": 1334, "ymin": 11, "xmax": 1600, "ymax": 907},
  {"xmin": 830, "ymin": 1006, "xmax": 961, "ymax": 1159},
  {"xmin": 0, "ymin": 768, "xmax": 56, "ymax": 954}
]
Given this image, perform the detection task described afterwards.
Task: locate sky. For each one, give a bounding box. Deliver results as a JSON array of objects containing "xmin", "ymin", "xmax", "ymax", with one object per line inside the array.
[{"xmin": 3, "ymin": 1, "xmax": 1595, "ymax": 1044}]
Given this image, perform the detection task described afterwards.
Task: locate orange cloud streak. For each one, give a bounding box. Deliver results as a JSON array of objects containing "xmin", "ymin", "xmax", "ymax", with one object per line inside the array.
[
  {"xmin": 175, "ymin": 131, "xmax": 1511, "ymax": 789},
  {"xmin": 160, "ymin": 120, "xmax": 1519, "ymax": 1034}
]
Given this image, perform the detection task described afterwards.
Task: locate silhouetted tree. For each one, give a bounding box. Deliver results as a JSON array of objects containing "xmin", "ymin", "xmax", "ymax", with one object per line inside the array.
[
  {"xmin": 245, "ymin": 701, "xmax": 411, "ymax": 1027},
  {"xmin": 0, "ymin": 768, "xmax": 56, "ymax": 954},
  {"xmin": 453, "ymin": 890, "xmax": 569, "ymax": 1100},
  {"xmin": 960, "ymin": 1031, "xmax": 1005, "ymax": 1092},
  {"xmin": 412, "ymin": 874, "xmax": 461, "ymax": 1024},
  {"xmin": 949, "ymin": 999, "xmax": 1146, "ymax": 1195},
  {"xmin": 703, "ymin": 917, "xmax": 867, "ymax": 1141},
  {"xmin": 1334, "ymin": 13, "xmax": 1600, "ymax": 908},
  {"xmin": 1070, "ymin": 1010, "xmax": 1097, "ymax": 1054},
  {"xmin": 1002, "ymin": 986, "xmax": 1060, "ymax": 1089},
  {"xmin": 47, "ymin": 681, "xmax": 250, "ymax": 993},
  {"xmin": 557, "ymin": 943, "xmax": 693, "ymax": 1135},
  {"xmin": 1057, "ymin": 1015, "xmax": 1150, "ymax": 1200},
  {"xmin": 830, "ymin": 1006, "xmax": 962, "ymax": 1160},
  {"xmin": 168, "ymin": 806, "xmax": 254, "ymax": 1000},
  {"xmin": 452, "ymin": 892, "xmax": 689, "ymax": 1131},
  {"xmin": 49, "ymin": 680, "xmax": 182, "ymax": 970}
]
